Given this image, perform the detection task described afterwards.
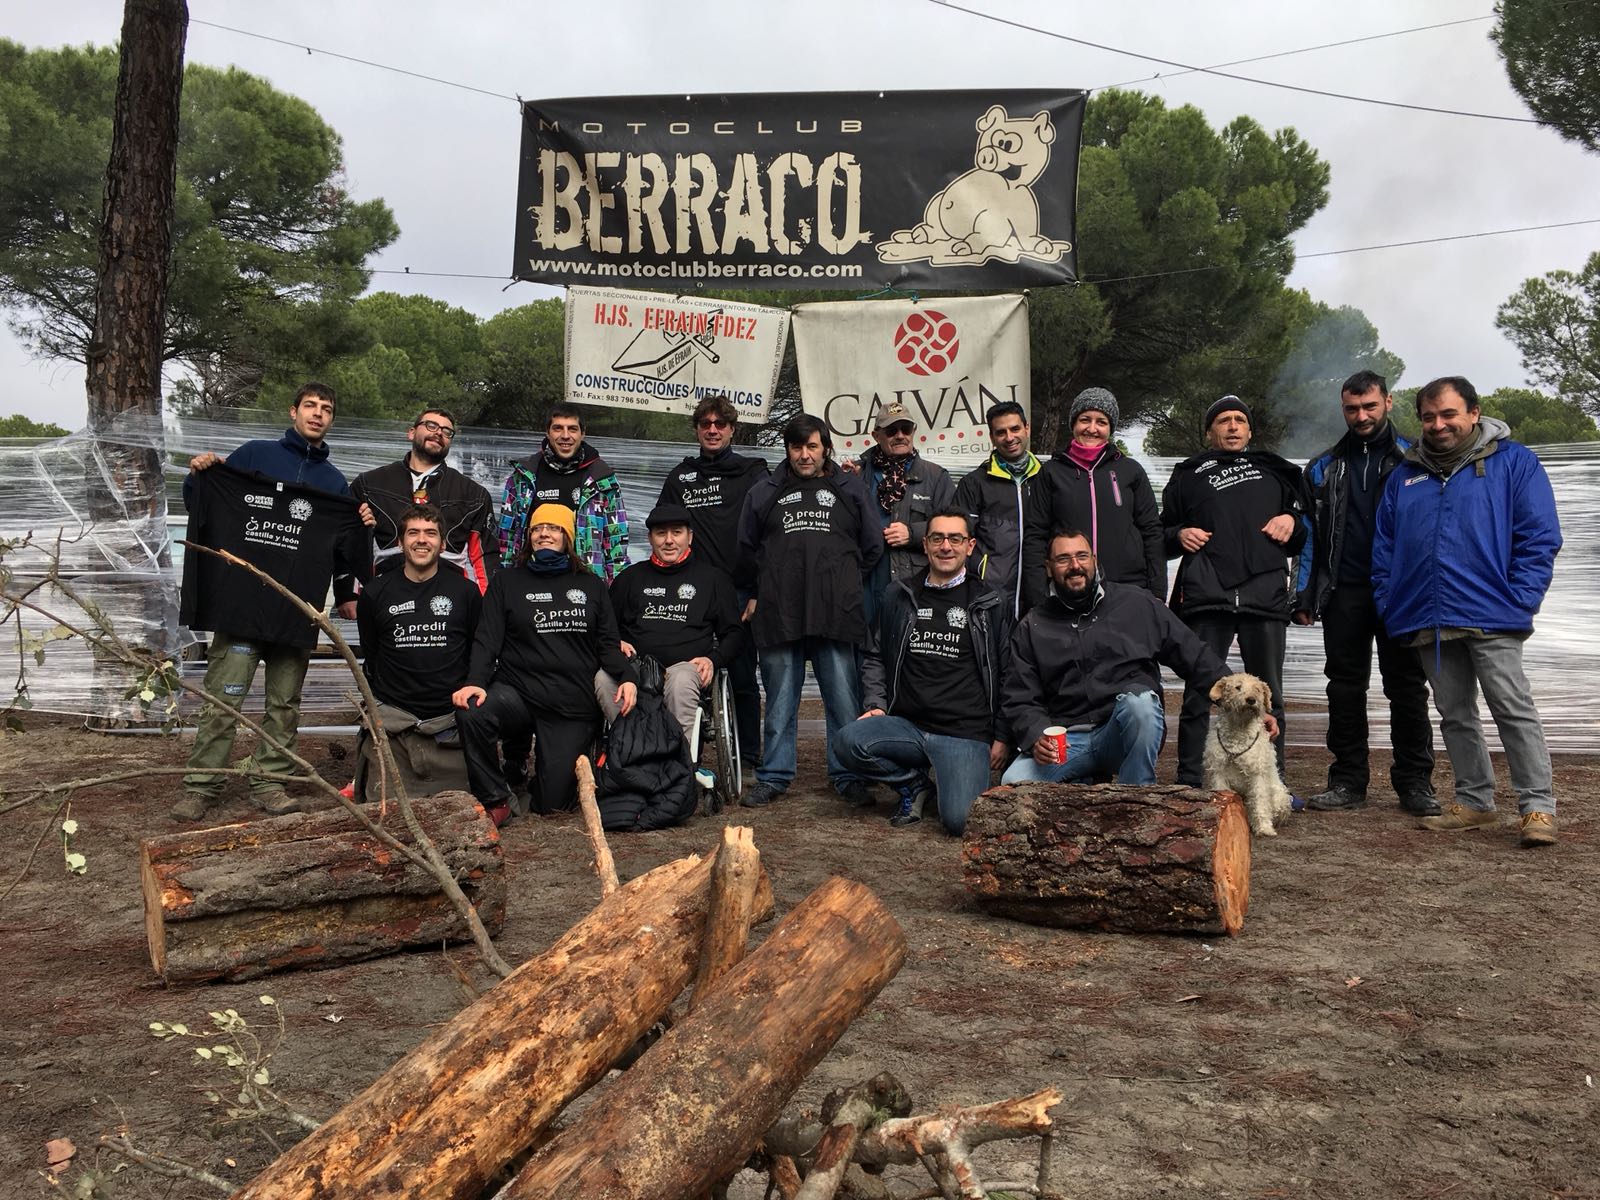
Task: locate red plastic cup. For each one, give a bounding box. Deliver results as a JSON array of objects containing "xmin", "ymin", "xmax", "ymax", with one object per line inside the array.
[{"xmin": 1042, "ymin": 726, "xmax": 1068, "ymax": 763}]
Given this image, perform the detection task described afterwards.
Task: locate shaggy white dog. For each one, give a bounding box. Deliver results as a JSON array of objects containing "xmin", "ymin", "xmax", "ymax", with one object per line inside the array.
[{"xmin": 1203, "ymin": 672, "xmax": 1293, "ymax": 837}]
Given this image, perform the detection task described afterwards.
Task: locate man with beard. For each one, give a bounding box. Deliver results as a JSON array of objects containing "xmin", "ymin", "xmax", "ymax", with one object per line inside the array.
[
  {"xmin": 1294, "ymin": 372, "xmax": 1437, "ymax": 816},
  {"xmin": 351, "ymin": 408, "xmax": 499, "ymax": 594},
  {"xmin": 1374, "ymin": 377, "xmax": 1563, "ymax": 847},
  {"xmin": 848, "ymin": 401, "xmax": 955, "ymax": 628},
  {"xmin": 498, "ymin": 405, "xmax": 629, "ymax": 581},
  {"xmin": 657, "ymin": 394, "xmax": 769, "ymax": 756},
  {"xmin": 736, "ymin": 414, "xmax": 884, "ymax": 808},
  {"xmin": 955, "ymin": 400, "xmax": 1042, "ymax": 618},
  {"xmin": 1001, "ymin": 529, "xmax": 1252, "ymax": 785},
  {"xmin": 1164, "ymin": 396, "xmax": 1309, "ymax": 788},
  {"xmin": 833, "ymin": 509, "xmax": 1010, "ymax": 834},
  {"xmin": 598, "ymin": 503, "xmax": 744, "ymax": 740}
]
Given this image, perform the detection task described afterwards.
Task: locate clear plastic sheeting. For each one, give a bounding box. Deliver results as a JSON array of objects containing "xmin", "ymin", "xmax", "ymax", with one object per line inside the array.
[
  {"xmin": 5, "ymin": 407, "xmax": 1598, "ymax": 754},
  {"xmin": 0, "ymin": 412, "xmax": 182, "ymax": 720}
]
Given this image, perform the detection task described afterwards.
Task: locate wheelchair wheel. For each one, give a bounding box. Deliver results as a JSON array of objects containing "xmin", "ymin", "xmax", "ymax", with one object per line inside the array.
[{"xmin": 708, "ymin": 669, "xmax": 742, "ymax": 811}]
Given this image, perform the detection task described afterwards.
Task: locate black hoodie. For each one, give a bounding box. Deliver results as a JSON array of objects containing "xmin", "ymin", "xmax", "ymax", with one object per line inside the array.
[{"xmin": 657, "ymin": 446, "xmax": 770, "ymax": 588}]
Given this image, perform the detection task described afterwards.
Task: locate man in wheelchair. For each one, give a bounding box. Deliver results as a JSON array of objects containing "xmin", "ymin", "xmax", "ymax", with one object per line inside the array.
[{"xmin": 597, "ymin": 503, "xmax": 744, "ymax": 739}]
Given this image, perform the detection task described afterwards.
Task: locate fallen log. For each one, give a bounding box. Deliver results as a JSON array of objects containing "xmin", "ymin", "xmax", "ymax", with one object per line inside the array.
[
  {"xmin": 139, "ymin": 791, "xmax": 504, "ymax": 983},
  {"xmin": 503, "ymin": 875, "xmax": 907, "ymax": 1200},
  {"xmin": 688, "ymin": 824, "xmax": 761, "ymax": 1012},
  {"xmin": 961, "ymin": 783, "xmax": 1250, "ymax": 936},
  {"xmin": 234, "ymin": 848, "xmax": 770, "ymax": 1200}
]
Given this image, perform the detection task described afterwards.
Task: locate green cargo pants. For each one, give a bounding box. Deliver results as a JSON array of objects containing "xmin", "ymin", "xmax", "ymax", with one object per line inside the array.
[{"xmin": 183, "ymin": 632, "xmax": 314, "ymax": 797}]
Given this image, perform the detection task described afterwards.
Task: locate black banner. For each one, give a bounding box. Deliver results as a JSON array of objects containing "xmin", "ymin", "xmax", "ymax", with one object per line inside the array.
[{"xmin": 513, "ymin": 90, "xmax": 1084, "ymax": 292}]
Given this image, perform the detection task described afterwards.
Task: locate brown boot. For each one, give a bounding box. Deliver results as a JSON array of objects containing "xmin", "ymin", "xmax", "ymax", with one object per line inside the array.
[
  {"xmin": 1519, "ymin": 811, "xmax": 1557, "ymax": 848},
  {"xmin": 1419, "ymin": 803, "xmax": 1497, "ymax": 832},
  {"xmin": 253, "ymin": 788, "xmax": 305, "ymax": 816}
]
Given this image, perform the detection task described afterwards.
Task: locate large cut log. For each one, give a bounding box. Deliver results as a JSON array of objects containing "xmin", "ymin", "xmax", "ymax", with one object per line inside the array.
[
  {"xmin": 140, "ymin": 791, "xmax": 504, "ymax": 983},
  {"xmin": 503, "ymin": 875, "xmax": 907, "ymax": 1200},
  {"xmin": 962, "ymin": 783, "xmax": 1250, "ymax": 936},
  {"xmin": 235, "ymin": 849, "xmax": 773, "ymax": 1200}
]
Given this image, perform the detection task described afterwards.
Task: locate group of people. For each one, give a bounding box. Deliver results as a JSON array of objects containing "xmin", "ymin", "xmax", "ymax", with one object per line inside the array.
[{"xmin": 174, "ymin": 368, "xmax": 1564, "ymax": 849}]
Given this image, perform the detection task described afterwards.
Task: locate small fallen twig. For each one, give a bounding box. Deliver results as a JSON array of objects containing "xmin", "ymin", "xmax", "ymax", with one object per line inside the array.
[{"xmin": 98, "ymin": 1134, "xmax": 232, "ymax": 1193}]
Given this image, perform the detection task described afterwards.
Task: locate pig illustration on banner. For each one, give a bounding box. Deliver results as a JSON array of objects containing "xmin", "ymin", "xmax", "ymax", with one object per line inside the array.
[{"xmin": 877, "ymin": 105, "xmax": 1073, "ymax": 268}]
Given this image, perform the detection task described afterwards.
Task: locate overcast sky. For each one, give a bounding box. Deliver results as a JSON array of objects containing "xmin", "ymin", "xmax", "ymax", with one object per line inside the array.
[{"xmin": 5, "ymin": 0, "xmax": 1600, "ymax": 428}]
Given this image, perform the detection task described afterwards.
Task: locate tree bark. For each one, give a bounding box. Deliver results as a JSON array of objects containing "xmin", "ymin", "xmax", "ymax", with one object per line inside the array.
[
  {"xmin": 688, "ymin": 824, "xmax": 760, "ymax": 1012},
  {"xmin": 234, "ymin": 849, "xmax": 771, "ymax": 1200},
  {"xmin": 503, "ymin": 876, "xmax": 907, "ymax": 1200},
  {"xmin": 140, "ymin": 791, "xmax": 505, "ymax": 983},
  {"xmin": 962, "ymin": 783, "xmax": 1250, "ymax": 936}
]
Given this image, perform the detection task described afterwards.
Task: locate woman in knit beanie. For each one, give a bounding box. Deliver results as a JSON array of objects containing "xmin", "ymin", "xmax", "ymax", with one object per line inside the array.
[{"xmin": 1018, "ymin": 386, "xmax": 1167, "ymax": 610}]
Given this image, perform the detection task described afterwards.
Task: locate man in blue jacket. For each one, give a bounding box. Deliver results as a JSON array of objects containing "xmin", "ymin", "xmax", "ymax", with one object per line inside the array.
[
  {"xmin": 1294, "ymin": 371, "xmax": 1437, "ymax": 816},
  {"xmin": 1373, "ymin": 376, "xmax": 1563, "ymax": 847}
]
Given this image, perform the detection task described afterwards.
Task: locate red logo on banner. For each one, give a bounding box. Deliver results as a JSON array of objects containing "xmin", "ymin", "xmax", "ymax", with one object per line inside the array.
[{"xmin": 893, "ymin": 310, "xmax": 959, "ymax": 376}]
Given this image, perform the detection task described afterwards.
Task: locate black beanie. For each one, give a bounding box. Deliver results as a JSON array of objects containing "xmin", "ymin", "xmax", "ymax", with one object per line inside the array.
[{"xmin": 1203, "ymin": 394, "xmax": 1252, "ymax": 434}]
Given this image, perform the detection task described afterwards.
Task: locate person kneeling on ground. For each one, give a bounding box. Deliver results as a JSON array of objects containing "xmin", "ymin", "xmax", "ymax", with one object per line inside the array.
[
  {"xmin": 596, "ymin": 503, "xmax": 744, "ymax": 741},
  {"xmin": 1002, "ymin": 529, "xmax": 1275, "ymax": 785},
  {"xmin": 453, "ymin": 504, "xmax": 636, "ymax": 827},
  {"xmin": 833, "ymin": 509, "xmax": 1011, "ymax": 834}
]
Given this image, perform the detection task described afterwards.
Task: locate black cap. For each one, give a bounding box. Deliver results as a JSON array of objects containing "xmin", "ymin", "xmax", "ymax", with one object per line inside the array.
[
  {"xmin": 646, "ymin": 503, "xmax": 695, "ymax": 530},
  {"xmin": 1203, "ymin": 394, "xmax": 1252, "ymax": 434}
]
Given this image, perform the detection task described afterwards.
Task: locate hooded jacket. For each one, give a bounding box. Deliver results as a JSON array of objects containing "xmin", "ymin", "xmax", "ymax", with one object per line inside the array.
[
  {"xmin": 656, "ymin": 446, "xmax": 770, "ymax": 589},
  {"xmin": 854, "ymin": 449, "xmax": 956, "ymax": 580},
  {"xmin": 737, "ymin": 460, "xmax": 884, "ymax": 648},
  {"xmin": 861, "ymin": 573, "xmax": 1011, "ymax": 739},
  {"xmin": 954, "ymin": 452, "xmax": 1042, "ymax": 617},
  {"xmin": 1002, "ymin": 580, "xmax": 1229, "ymax": 750},
  {"xmin": 1161, "ymin": 448, "xmax": 1311, "ymax": 621},
  {"xmin": 594, "ymin": 689, "xmax": 698, "ymax": 832},
  {"xmin": 498, "ymin": 439, "xmax": 629, "ymax": 580},
  {"xmin": 1021, "ymin": 445, "xmax": 1165, "ymax": 610},
  {"xmin": 1372, "ymin": 416, "xmax": 1561, "ymax": 639},
  {"xmin": 353, "ymin": 458, "xmax": 499, "ymax": 592},
  {"xmin": 1295, "ymin": 423, "xmax": 1414, "ymax": 618}
]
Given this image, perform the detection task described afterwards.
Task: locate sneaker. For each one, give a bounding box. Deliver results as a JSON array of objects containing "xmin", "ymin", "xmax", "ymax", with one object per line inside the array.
[
  {"xmin": 253, "ymin": 788, "xmax": 306, "ymax": 817},
  {"xmin": 1519, "ymin": 811, "xmax": 1557, "ymax": 848},
  {"xmin": 169, "ymin": 792, "xmax": 216, "ymax": 822},
  {"xmin": 889, "ymin": 781, "xmax": 932, "ymax": 829},
  {"xmin": 740, "ymin": 781, "xmax": 783, "ymax": 808},
  {"xmin": 838, "ymin": 780, "xmax": 877, "ymax": 808},
  {"xmin": 1419, "ymin": 803, "xmax": 1497, "ymax": 832},
  {"xmin": 1306, "ymin": 786, "xmax": 1367, "ymax": 812},
  {"xmin": 1398, "ymin": 791, "xmax": 1442, "ymax": 817}
]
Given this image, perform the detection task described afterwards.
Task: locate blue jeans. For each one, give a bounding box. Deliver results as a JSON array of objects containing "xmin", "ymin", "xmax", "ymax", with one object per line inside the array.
[
  {"xmin": 759, "ymin": 637, "xmax": 863, "ymax": 792},
  {"xmin": 832, "ymin": 715, "xmax": 992, "ymax": 834},
  {"xmin": 1001, "ymin": 691, "xmax": 1165, "ymax": 786}
]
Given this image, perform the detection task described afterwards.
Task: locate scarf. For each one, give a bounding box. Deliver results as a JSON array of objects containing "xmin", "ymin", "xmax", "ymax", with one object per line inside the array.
[
  {"xmin": 1053, "ymin": 571, "xmax": 1104, "ymax": 615},
  {"xmin": 1066, "ymin": 440, "xmax": 1109, "ymax": 471},
  {"xmin": 651, "ymin": 547, "xmax": 692, "ymax": 569},
  {"xmin": 868, "ymin": 445, "xmax": 912, "ymax": 514},
  {"xmin": 1414, "ymin": 422, "xmax": 1490, "ymax": 480},
  {"xmin": 526, "ymin": 549, "xmax": 571, "ymax": 575},
  {"xmin": 998, "ymin": 453, "xmax": 1037, "ymax": 478},
  {"xmin": 540, "ymin": 439, "xmax": 590, "ymax": 476}
]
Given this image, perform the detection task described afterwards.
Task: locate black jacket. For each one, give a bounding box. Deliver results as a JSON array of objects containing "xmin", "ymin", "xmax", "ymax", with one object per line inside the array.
[
  {"xmin": 594, "ymin": 690, "xmax": 698, "ymax": 832},
  {"xmin": 1021, "ymin": 447, "xmax": 1165, "ymax": 610},
  {"xmin": 1295, "ymin": 425, "xmax": 1415, "ymax": 618},
  {"xmin": 1002, "ymin": 580, "xmax": 1229, "ymax": 749},
  {"xmin": 657, "ymin": 447, "xmax": 770, "ymax": 590},
  {"xmin": 1161, "ymin": 449, "xmax": 1311, "ymax": 622},
  {"xmin": 954, "ymin": 453, "xmax": 1042, "ymax": 618},
  {"xmin": 862, "ymin": 574, "xmax": 1011, "ymax": 739},
  {"xmin": 352, "ymin": 458, "xmax": 499, "ymax": 590},
  {"xmin": 738, "ymin": 461, "xmax": 884, "ymax": 648}
]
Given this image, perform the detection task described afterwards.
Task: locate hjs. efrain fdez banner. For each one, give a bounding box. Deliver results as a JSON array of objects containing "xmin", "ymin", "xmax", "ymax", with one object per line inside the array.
[
  {"xmin": 792, "ymin": 294, "xmax": 1030, "ymax": 467},
  {"xmin": 515, "ymin": 91, "xmax": 1084, "ymax": 292},
  {"xmin": 564, "ymin": 286, "xmax": 790, "ymax": 420}
]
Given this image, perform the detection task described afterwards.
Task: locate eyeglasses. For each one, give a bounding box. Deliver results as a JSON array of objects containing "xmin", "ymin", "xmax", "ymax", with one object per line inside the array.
[
  {"xmin": 530, "ymin": 523, "xmax": 566, "ymax": 534},
  {"xmin": 1049, "ymin": 551, "xmax": 1095, "ymax": 566},
  {"xmin": 697, "ymin": 417, "xmax": 731, "ymax": 430},
  {"xmin": 880, "ymin": 421, "xmax": 915, "ymax": 437},
  {"xmin": 925, "ymin": 532, "xmax": 970, "ymax": 546},
  {"xmin": 416, "ymin": 418, "xmax": 455, "ymax": 439}
]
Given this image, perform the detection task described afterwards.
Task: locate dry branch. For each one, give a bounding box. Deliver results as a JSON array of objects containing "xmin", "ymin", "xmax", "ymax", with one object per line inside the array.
[{"xmin": 575, "ymin": 753, "xmax": 618, "ymax": 897}]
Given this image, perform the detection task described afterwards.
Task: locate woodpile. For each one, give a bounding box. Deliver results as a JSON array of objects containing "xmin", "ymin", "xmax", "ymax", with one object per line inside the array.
[{"xmin": 962, "ymin": 782, "xmax": 1251, "ymax": 936}]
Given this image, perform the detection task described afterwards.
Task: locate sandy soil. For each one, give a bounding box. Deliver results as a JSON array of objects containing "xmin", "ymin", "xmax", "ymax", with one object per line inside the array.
[{"xmin": 1, "ymin": 719, "xmax": 1596, "ymax": 1199}]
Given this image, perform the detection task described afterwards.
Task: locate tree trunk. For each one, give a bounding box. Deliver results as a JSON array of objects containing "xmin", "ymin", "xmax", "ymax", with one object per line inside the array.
[
  {"xmin": 234, "ymin": 849, "xmax": 772, "ymax": 1200},
  {"xmin": 503, "ymin": 875, "xmax": 907, "ymax": 1200},
  {"xmin": 962, "ymin": 783, "xmax": 1250, "ymax": 936},
  {"xmin": 140, "ymin": 791, "xmax": 505, "ymax": 983}
]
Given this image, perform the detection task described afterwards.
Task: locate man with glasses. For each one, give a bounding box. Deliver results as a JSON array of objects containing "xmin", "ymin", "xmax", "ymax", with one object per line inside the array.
[
  {"xmin": 847, "ymin": 401, "xmax": 955, "ymax": 628},
  {"xmin": 658, "ymin": 394, "xmax": 770, "ymax": 756},
  {"xmin": 833, "ymin": 509, "xmax": 1010, "ymax": 833},
  {"xmin": 1002, "ymin": 528, "xmax": 1244, "ymax": 786},
  {"xmin": 351, "ymin": 408, "xmax": 500, "ymax": 595}
]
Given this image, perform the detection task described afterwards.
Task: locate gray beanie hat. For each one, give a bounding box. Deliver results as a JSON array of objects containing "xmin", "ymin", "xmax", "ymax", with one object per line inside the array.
[{"xmin": 1068, "ymin": 387, "xmax": 1119, "ymax": 435}]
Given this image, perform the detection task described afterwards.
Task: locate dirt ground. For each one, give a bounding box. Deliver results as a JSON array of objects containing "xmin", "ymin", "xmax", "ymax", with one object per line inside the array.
[{"xmin": 1, "ymin": 717, "xmax": 1597, "ymax": 1200}]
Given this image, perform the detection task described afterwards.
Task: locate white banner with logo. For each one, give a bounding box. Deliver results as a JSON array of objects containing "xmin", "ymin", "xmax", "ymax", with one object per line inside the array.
[
  {"xmin": 564, "ymin": 285, "xmax": 790, "ymax": 421},
  {"xmin": 791, "ymin": 294, "xmax": 1029, "ymax": 468}
]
